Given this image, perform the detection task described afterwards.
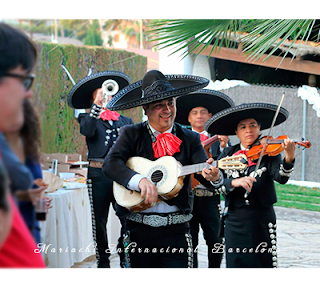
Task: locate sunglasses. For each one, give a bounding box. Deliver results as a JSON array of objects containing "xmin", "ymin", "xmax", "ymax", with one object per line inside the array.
[{"xmin": 2, "ymin": 73, "xmax": 35, "ymax": 91}]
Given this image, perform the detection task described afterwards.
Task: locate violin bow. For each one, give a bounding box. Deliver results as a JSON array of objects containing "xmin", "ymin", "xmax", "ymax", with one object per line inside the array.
[{"xmin": 244, "ymin": 92, "xmax": 285, "ymax": 199}]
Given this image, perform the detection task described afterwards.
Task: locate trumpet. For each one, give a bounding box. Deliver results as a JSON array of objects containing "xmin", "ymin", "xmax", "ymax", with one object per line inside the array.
[{"xmin": 101, "ymin": 79, "xmax": 119, "ymax": 108}]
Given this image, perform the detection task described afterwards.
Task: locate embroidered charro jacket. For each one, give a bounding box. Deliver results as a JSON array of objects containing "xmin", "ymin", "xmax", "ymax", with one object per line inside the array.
[
  {"xmin": 103, "ymin": 122, "xmax": 215, "ymax": 217},
  {"xmin": 215, "ymin": 144, "xmax": 295, "ymax": 208},
  {"xmin": 78, "ymin": 104, "xmax": 134, "ymax": 161}
]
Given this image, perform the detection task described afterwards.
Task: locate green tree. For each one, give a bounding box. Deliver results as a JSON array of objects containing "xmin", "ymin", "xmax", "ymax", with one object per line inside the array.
[
  {"xmin": 83, "ymin": 20, "xmax": 103, "ymax": 46},
  {"xmin": 59, "ymin": 19, "xmax": 90, "ymax": 41}
]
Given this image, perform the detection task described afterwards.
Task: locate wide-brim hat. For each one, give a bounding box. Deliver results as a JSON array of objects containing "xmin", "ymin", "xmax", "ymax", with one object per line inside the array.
[
  {"xmin": 67, "ymin": 71, "xmax": 131, "ymax": 109},
  {"xmin": 107, "ymin": 70, "xmax": 209, "ymax": 111},
  {"xmin": 175, "ymin": 89, "xmax": 235, "ymax": 126},
  {"xmin": 204, "ymin": 103, "xmax": 289, "ymax": 135}
]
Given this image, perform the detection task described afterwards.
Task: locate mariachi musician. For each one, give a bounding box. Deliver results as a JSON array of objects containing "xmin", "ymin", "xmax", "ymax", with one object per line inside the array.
[
  {"xmin": 67, "ymin": 71, "xmax": 134, "ymax": 268},
  {"xmin": 175, "ymin": 89, "xmax": 234, "ymax": 268},
  {"xmin": 102, "ymin": 70, "xmax": 221, "ymax": 268},
  {"xmin": 205, "ymin": 103, "xmax": 297, "ymax": 268}
]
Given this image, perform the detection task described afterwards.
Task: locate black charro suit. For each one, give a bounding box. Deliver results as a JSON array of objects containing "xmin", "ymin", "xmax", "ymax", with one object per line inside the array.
[
  {"xmin": 103, "ymin": 122, "xmax": 215, "ymax": 217},
  {"xmin": 218, "ymin": 144, "xmax": 293, "ymax": 208},
  {"xmin": 189, "ymin": 138, "xmax": 226, "ymax": 268},
  {"xmin": 79, "ymin": 113, "xmax": 134, "ymax": 159},
  {"xmin": 102, "ymin": 122, "xmax": 215, "ymax": 268},
  {"xmin": 215, "ymin": 144, "xmax": 294, "ymax": 268},
  {"xmin": 78, "ymin": 110, "xmax": 133, "ymax": 268}
]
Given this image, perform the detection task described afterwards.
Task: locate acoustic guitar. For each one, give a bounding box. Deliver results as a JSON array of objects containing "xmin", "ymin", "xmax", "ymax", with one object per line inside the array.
[{"xmin": 113, "ymin": 154, "xmax": 248, "ymax": 212}]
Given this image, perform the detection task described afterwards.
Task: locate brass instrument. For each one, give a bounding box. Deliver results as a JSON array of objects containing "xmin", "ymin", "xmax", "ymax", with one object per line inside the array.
[{"xmin": 101, "ymin": 79, "xmax": 119, "ymax": 108}]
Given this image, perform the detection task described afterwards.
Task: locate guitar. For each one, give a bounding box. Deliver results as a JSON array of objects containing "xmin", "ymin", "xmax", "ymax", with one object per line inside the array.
[{"xmin": 113, "ymin": 154, "xmax": 248, "ymax": 212}]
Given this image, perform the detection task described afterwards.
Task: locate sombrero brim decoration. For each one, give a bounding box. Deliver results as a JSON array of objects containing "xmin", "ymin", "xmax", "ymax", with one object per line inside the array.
[
  {"xmin": 175, "ymin": 89, "xmax": 235, "ymax": 126},
  {"xmin": 107, "ymin": 70, "xmax": 209, "ymax": 111},
  {"xmin": 67, "ymin": 71, "xmax": 131, "ymax": 109},
  {"xmin": 204, "ymin": 103, "xmax": 289, "ymax": 136}
]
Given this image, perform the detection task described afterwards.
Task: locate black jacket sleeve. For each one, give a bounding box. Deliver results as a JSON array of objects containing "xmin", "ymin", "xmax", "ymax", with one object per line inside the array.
[
  {"xmin": 102, "ymin": 125, "xmax": 139, "ymax": 188},
  {"xmin": 78, "ymin": 113, "xmax": 98, "ymax": 138}
]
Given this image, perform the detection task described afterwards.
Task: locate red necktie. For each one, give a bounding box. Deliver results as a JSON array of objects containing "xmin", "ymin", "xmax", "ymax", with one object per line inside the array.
[
  {"xmin": 199, "ymin": 133, "xmax": 209, "ymax": 142},
  {"xmin": 152, "ymin": 133, "xmax": 182, "ymax": 159},
  {"xmin": 100, "ymin": 109, "xmax": 120, "ymax": 121},
  {"xmin": 233, "ymin": 150, "xmax": 257, "ymax": 167}
]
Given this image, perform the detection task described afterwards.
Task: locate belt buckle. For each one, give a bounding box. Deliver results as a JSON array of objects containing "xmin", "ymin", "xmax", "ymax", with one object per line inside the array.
[
  {"xmin": 194, "ymin": 189, "xmax": 204, "ymax": 197},
  {"xmin": 144, "ymin": 215, "xmax": 167, "ymax": 227}
]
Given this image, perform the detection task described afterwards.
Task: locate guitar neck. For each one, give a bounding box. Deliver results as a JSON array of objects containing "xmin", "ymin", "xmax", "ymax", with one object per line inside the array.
[{"xmin": 179, "ymin": 161, "xmax": 217, "ymax": 177}]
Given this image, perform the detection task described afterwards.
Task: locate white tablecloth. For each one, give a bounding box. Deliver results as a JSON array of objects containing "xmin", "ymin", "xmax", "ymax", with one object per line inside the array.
[{"xmin": 39, "ymin": 187, "xmax": 94, "ymax": 268}]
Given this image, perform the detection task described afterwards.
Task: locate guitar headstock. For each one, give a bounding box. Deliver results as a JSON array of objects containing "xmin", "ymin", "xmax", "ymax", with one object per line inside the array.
[{"xmin": 217, "ymin": 154, "xmax": 248, "ymax": 170}]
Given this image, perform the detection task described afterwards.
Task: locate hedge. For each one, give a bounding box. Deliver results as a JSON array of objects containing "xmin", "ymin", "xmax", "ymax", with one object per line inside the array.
[{"xmin": 31, "ymin": 42, "xmax": 147, "ymax": 158}]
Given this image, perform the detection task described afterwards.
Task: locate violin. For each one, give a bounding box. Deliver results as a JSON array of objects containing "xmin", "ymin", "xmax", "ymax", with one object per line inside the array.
[{"xmin": 246, "ymin": 135, "xmax": 311, "ymax": 161}]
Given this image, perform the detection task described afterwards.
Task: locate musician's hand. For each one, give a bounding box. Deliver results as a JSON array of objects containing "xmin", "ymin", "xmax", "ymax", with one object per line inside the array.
[
  {"xmin": 231, "ymin": 176, "xmax": 256, "ymax": 193},
  {"xmin": 283, "ymin": 137, "xmax": 296, "ymax": 164},
  {"xmin": 202, "ymin": 158, "xmax": 220, "ymax": 181},
  {"xmin": 139, "ymin": 178, "xmax": 158, "ymax": 205},
  {"xmin": 218, "ymin": 135, "xmax": 229, "ymax": 149},
  {"xmin": 93, "ymin": 88, "xmax": 104, "ymax": 106}
]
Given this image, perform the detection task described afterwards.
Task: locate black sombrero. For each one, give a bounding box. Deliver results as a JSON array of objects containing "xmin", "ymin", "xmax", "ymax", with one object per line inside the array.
[
  {"xmin": 67, "ymin": 71, "xmax": 131, "ymax": 109},
  {"xmin": 107, "ymin": 70, "xmax": 209, "ymax": 111},
  {"xmin": 175, "ymin": 89, "xmax": 235, "ymax": 126},
  {"xmin": 204, "ymin": 103, "xmax": 289, "ymax": 135}
]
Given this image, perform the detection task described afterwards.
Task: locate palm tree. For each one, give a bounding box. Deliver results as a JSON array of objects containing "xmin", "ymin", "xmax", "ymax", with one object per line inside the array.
[{"xmin": 146, "ymin": 19, "xmax": 320, "ymax": 66}]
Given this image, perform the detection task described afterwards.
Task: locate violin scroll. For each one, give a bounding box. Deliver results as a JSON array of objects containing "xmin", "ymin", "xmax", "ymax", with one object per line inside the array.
[{"xmin": 297, "ymin": 138, "xmax": 311, "ymax": 149}]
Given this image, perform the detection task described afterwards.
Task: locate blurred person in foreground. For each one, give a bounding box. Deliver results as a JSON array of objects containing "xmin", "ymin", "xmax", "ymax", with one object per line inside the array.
[
  {"xmin": 0, "ymin": 22, "xmax": 45, "ymax": 267},
  {"xmin": 3, "ymin": 99, "xmax": 52, "ymax": 244},
  {"xmin": 0, "ymin": 160, "xmax": 11, "ymax": 249}
]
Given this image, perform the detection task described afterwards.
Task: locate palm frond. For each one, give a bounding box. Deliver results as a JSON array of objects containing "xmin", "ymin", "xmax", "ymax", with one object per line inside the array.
[
  {"xmin": 241, "ymin": 19, "xmax": 316, "ymax": 64},
  {"xmin": 146, "ymin": 19, "xmax": 319, "ymax": 66},
  {"xmin": 146, "ymin": 19, "xmax": 241, "ymax": 59}
]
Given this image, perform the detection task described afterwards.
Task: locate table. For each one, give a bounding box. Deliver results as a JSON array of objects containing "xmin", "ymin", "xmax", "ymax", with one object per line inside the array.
[{"xmin": 39, "ymin": 187, "xmax": 94, "ymax": 268}]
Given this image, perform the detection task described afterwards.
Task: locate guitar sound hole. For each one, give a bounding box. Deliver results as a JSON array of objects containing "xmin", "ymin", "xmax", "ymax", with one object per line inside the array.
[{"xmin": 151, "ymin": 170, "xmax": 163, "ymax": 184}]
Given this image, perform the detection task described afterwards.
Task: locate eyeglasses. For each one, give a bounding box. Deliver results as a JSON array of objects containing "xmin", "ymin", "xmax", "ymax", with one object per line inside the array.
[{"xmin": 2, "ymin": 73, "xmax": 35, "ymax": 91}]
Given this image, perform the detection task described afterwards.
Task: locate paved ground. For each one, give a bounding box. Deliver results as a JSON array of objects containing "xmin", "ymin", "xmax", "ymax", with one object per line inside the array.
[{"xmin": 72, "ymin": 206, "xmax": 320, "ymax": 268}]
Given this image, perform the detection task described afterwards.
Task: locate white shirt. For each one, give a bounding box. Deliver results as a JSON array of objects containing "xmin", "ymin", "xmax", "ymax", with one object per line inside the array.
[
  {"xmin": 127, "ymin": 122, "xmax": 179, "ymax": 213},
  {"xmin": 240, "ymin": 144, "xmax": 249, "ymax": 151}
]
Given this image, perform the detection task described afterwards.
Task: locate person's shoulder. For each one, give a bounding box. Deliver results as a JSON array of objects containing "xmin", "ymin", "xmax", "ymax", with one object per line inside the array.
[
  {"xmin": 120, "ymin": 122, "xmax": 144, "ymax": 132},
  {"xmin": 175, "ymin": 123, "xmax": 196, "ymax": 138},
  {"xmin": 224, "ymin": 144, "xmax": 240, "ymax": 154}
]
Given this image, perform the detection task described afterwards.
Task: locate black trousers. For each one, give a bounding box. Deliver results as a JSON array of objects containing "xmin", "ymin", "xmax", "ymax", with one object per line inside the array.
[
  {"xmin": 225, "ymin": 204, "xmax": 277, "ymax": 268},
  {"xmin": 189, "ymin": 194, "xmax": 223, "ymax": 268},
  {"xmin": 124, "ymin": 220, "xmax": 193, "ymax": 268},
  {"xmin": 87, "ymin": 167, "xmax": 125, "ymax": 268}
]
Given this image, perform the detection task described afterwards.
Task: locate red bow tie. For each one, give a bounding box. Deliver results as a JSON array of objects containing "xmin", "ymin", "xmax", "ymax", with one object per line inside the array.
[
  {"xmin": 233, "ymin": 150, "xmax": 257, "ymax": 167},
  {"xmin": 152, "ymin": 133, "xmax": 182, "ymax": 159},
  {"xmin": 199, "ymin": 133, "xmax": 209, "ymax": 142},
  {"xmin": 100, "ymin": 109, "xmax": 120, "ymax": 121}
]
